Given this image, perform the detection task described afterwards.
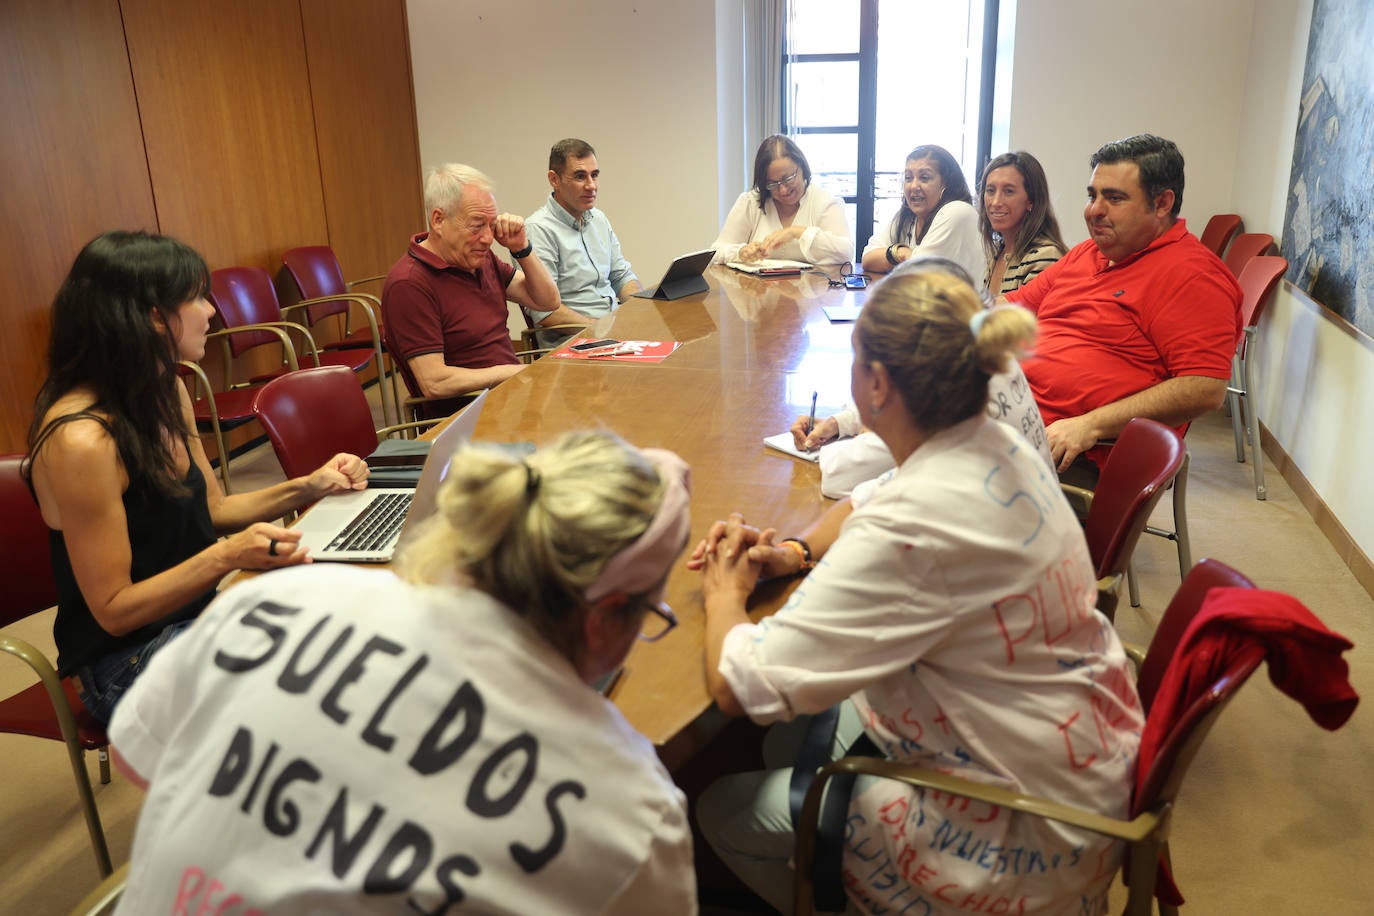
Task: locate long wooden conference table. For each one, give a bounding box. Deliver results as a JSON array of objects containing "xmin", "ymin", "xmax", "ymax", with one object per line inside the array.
[{"xmin": 465, "ymin": 266, "xmax": 866, "ymax": 772}]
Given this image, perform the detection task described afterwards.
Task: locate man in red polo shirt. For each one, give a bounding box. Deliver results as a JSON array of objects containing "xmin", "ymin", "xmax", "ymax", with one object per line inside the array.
[
  {"xmin": 1005, "ymin": 134, "xmax": 1242, "ymax": 484},
  {"xmin": 382, "ymin": 163, "xmax": 580, "ymax": 404}
]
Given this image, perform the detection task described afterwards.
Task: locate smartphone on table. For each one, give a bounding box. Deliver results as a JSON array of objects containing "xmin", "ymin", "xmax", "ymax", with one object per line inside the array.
[{"xmin": 569, "ymin": 338, "xmax": 622, "ymax": 355}]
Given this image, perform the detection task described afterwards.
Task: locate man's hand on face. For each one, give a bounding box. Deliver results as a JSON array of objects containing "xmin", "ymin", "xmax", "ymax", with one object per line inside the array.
[{"xmin": 493, "ymin": 213, "xmax": 528, "ymax": 253}]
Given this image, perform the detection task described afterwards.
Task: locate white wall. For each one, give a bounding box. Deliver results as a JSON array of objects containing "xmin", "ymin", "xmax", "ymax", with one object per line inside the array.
[
  {"xmin": 1234, "ymin": 0, "xmax": 1374, "ymax": 562},
  {"xmin": 1007, "ymin": 0, "xmax": 1255, "ymax": 246},
  {"xmin": 405, "ymin": 0, "xmax": 724, "ymax": 282}
]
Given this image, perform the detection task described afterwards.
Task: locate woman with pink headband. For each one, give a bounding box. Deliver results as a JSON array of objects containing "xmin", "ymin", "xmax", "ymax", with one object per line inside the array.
[{"xmin": 105, "ymin": 431, "xmax": 697, "ymax": 915}]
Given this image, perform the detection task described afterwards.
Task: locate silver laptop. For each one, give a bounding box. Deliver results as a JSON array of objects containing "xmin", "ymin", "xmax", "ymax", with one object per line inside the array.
[{"xmin": 295, "ymin": 390, "xmax": 488, "ymax": 562}]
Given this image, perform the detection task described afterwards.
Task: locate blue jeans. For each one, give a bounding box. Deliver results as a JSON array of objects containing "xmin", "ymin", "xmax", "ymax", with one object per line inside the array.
[{"xmin": 76, "ymin": 620, "xmax": 193, "ymax": 725}]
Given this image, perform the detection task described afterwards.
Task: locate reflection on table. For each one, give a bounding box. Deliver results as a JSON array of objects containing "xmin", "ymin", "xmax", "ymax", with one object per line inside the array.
[{"xmin": 475, "ymin": 265, "xmax": 866, "ymax": 770}]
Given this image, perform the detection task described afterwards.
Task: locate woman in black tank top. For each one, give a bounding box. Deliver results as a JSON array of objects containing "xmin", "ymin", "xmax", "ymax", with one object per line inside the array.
[{"xmin": 25, "ymin": 231, "xmax": 371, "ymax": 724}]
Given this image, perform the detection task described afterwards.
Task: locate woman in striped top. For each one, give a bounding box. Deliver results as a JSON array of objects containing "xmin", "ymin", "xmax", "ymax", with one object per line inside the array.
[{"xmin": 979, "ymin": 151, "xmax": 1067, "ymax": 295}]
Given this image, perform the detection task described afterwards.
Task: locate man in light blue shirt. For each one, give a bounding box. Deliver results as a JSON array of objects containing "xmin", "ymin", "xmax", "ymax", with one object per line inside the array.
[{"xmin": 525, "ymin": 139, "xmax": 640, "ymax": 345}]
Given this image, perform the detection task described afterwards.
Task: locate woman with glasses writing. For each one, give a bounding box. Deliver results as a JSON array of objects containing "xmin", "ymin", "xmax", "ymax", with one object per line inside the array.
[
  {"xmin": 711, "ymin": 134, "xmax": 853, "ymax": 265},
  {"xmin": 106, "ymin": 431, "xmax": 699, "ymax": 914},
  {"xmin": 692, "ymin": 266, "xmax": 1140, "ymax": 915}
]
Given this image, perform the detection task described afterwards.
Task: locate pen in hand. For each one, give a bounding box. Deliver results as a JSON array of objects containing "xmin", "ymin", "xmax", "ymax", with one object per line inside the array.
[{"xmin": 805, "ymin": 391, "xmax": 818, "ymax": 447}]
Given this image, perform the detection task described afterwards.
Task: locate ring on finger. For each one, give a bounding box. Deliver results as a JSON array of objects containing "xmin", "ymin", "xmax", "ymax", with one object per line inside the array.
[{"xmin": 268, "ymin": 538, "xmax": 279, "ymax": 557}]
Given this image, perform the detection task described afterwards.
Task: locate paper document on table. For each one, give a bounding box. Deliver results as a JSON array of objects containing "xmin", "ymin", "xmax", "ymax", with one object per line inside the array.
[
  {"xmin": 763, "ymin": 432, "xmax": 833, "ymax": 463},
  {"xmin": 726, "ymin": 258, "xmax": 812, "ymax": 276}
]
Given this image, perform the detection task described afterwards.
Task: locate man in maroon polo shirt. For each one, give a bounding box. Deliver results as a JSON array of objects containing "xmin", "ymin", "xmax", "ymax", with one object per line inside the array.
[
  {"xmin": 382, "ymin": 163, "xmax": 581, "ymax": 404},
  {"xmin": 1004, "ymin": 134, "xmax": 1242, "ymax": 485}
]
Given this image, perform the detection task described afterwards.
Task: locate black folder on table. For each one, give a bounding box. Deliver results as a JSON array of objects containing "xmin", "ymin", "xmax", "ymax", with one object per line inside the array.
[{"xmin": 632, "ymin": 249, "xmax": 715, "ymax": 300}]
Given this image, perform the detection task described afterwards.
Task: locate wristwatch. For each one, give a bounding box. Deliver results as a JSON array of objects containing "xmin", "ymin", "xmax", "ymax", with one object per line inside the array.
[
  {"xmin": 885, "ymin": 244, "xmax": 899, "ymax": 266},
  {"xmin": 511, "ymin": 243, "xmax": 533, "ymax": 259}
]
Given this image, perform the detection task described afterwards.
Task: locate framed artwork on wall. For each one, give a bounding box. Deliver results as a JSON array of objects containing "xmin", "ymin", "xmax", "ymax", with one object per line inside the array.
[{"xmin": 1282, "ymin": 0, "xmax": 1374, "ymax": 335}]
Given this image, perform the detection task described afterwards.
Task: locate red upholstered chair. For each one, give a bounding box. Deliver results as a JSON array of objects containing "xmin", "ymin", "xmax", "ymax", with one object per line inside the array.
[
  {"xmin": 1063, "ymin": 418, "xmax": 1187, "ymax": 621},
  {"xmin": 209, "ymin": 267, "xmax": 392, "ymax": 423},
  {"xmin": 1222, "ymin": 232, "xmax": 1276, "ymax": 278},
  {"xmin": 253, "ymin": 366, "xmax": 384, "ymax": 481},
  {"xmin": 1198, "ymin": 213, "xmax": 1243, "ymax": 257},
  {"xmin": 1227, "ymin": 255, "xmax": 1289, "ymax": 500},
  {"xmin": 252, "ymin": 367, "xmax": 437, "ymax": 509},
  {"xmin": 0, "ymin": 455, "xmax": 113, "ymax": 877},
  {"xmin": 793, "ymin": 559, "xmax": 1262, "ymax": 916},
  {"xmin": 278, "ymin": 246, "xmax": 395, "ymax": 426}
]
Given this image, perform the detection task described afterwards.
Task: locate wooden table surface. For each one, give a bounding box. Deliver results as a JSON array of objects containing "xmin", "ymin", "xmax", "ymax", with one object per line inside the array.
[{"xmin": 472, "ymin": 266, "xmax": 865, "ymax": 770}]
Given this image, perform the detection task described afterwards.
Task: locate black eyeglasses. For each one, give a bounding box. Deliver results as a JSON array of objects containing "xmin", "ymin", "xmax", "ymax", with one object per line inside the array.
[{"xmin": 638, "ymin": 599, "xmax": 679, "ymax": 642}]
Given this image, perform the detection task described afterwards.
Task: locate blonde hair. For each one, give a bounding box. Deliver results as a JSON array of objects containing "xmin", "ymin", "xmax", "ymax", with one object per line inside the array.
[
  {"xmin": 395, "ymin": 431, "xmax": 665, "ymax": 631},
  {"xmin": 856, "ymin": 264, "xmax": 1037, "ymax": 431},
  {"xmin": 424, "ymin": 163, "xmax": 493, "ymax": 222}
]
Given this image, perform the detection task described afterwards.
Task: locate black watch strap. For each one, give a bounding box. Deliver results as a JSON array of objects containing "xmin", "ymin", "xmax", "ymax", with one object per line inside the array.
[{"xmin": 511, "ymin": 243, "xmax": 534, "ymax": 259}]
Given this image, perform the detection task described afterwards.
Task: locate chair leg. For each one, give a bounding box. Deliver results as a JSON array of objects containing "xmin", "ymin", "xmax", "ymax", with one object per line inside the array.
[
  {"xmin": 1173, "ymin": 452, "xmax": 1193, "ymax": 578},
  {"xmin": 98, "ymin": 746, "xmax": 111, "ymax": 784},
  {"xmin": 1229, "ymin": 351, "xmax": 1246, "ymax": 463},
  {"xmin": 1127, "ymin": 561, "xmax": 1142, "ymax": 608},
  {"xmin": 1243, "ymin": 347, "xmax": 1266, "ymax": 500},
  {"xmin": 68, "ymin": 739, "xmax": 113, "ymax": 877}
]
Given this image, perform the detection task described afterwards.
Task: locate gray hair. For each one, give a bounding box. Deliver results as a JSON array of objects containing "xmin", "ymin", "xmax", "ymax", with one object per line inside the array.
[{"xmin": 423, "ymin": 163, "xmax": 493, "ymax": 225}]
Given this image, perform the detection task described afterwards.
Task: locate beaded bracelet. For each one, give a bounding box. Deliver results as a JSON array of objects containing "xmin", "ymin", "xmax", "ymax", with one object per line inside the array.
[{"xmin": 779, "ymin": 537, "xmax": 816, "ymax": 571}]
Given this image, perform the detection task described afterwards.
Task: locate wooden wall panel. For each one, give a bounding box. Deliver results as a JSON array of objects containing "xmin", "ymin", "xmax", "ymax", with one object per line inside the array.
[
  {"xmin": 0, "ymin": 0, "xmax": 159, "ymax": 453},
  {"xmin": 300, "ymin": 0, "xmax": 425, "ymax": 283},
  {"xmin": 120, "ymin": 0, "xmax": 329, "ymax": 273}
]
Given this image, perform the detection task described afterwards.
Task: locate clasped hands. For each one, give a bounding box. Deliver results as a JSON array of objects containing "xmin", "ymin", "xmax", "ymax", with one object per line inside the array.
[
  {"xmin": 737, "ymin": 226, "xmax": 806, "ymax": 263},
  {"xmin": 687, "ymin": 513, "xmax": 804, "ymax": 598}
]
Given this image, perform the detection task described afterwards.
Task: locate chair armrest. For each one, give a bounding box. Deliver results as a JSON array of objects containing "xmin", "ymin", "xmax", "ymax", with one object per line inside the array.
[
  {"xmin": 0, "ymin": 633, "xmax": 88, "ymax": 752},
  {"xmin": 206, "ymin": 322, "xmax": 316, "ymax": 368},
  {"xmin": 282, "ymin": 293, "xmax": 382, "ymax": 333},
  {"xmin": 69, "ymin": 861, "xmax": 129, "ymax": 915},
  {"xmin": 1122, "ymin": 640, "xmax": 1147, "ymax": 676},
  {"xmin": 177, "ymin": 360, "xmax": 214, "ymax": 399},
  {"xmin": 519, "ymin": 323, "xmax": 586, "ymax": 345},
  {"xmin": 401, "ymin": 393, "xmax": 480, "ymax": 428},
  {"xmin": 377, "ymin": 419, "xmax": 442, "ymax": 440},
  {"xmin": 517, "ymin": 347, "xmax": 557, "ymax": 364},
  {"xmin": 345, "ymin": 275, "xmax": 384, "ymax": 294},
  {"xmin": 793, "ymin": 756, "xmax": 1166, "ymax": 916}
]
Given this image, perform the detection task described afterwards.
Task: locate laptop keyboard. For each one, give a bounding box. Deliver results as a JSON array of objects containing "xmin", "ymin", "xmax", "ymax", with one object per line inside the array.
[{"xmin": 329, "ymin": 492, "xmax": 412, "ymax": 552}]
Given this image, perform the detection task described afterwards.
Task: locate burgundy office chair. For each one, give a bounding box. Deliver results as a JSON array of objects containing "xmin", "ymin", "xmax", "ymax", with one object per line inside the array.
[
  {"xmin": 1222, "ymin": 232, "xmax": 1276, "ymax": 278},
  {"xmin": 252, "ymin": 366, "xmax": 381, "ymax": 481},
  {"xmin": 1198, "ymin": 213, "xmax": 1243, "ymax": 257},
  {"xmin": 253, "ymin": 367, "xmax": 437, "ymax": 507},
  {"xmin": 1227, "ymin": 255, "xmax": 1288, "ymax": 500},
  {"xmin": 278, "ymin": 246, "xmax": 395, "ymax": 426},
  {"xmin": 794, "ymin": 559, "xmax": 1262, "ymax": 916},
  {"xmin": 209, "ymin": 267, "xmax": 387, "ymax": 422},
  {"xmin": 1064, "ymin": 418, "xmax": 1187, "ymax": 621},
  {"xmin": 0, "ymin": 455, "xmax": 113, "ymax": 877}
]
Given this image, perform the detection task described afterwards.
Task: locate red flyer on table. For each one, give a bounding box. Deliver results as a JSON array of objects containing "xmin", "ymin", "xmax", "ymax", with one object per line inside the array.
[{"xmin": 553, "ymin": 340, "xmax": 681, "ymax": 363}]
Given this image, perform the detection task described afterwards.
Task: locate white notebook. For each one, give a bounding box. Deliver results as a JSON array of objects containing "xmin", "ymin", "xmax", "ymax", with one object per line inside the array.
[
  {"xmin": 726, "ymin": 258, "xmax": 812, "ymax": 275},
  {"xmin": 763, "ymin": 431, "xmax": 833, "ymax": 463}
]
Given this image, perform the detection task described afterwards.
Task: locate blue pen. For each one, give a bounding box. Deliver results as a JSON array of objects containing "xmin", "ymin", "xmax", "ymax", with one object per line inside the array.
[{"xmin": 806, "ymin": 391, "xmax": 818, "ymax": 437}]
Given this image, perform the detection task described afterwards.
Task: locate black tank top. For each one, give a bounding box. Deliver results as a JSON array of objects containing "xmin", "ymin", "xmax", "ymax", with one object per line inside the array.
[{"xmin": 31, "ymin": 412, "xmax": 218, "ymax": 675}]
